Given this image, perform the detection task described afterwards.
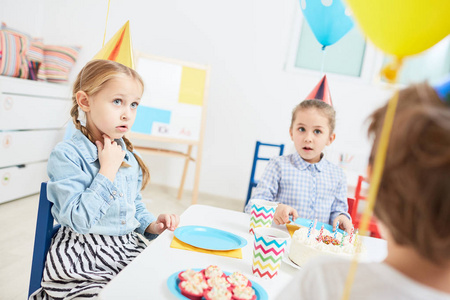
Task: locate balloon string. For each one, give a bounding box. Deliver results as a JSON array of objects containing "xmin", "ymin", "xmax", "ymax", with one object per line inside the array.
[
  {"xmin": 102, "ymin": 0, "xmax": 112, "ymax": 47},
  {"xmin": 320, "ymin": 46, "xmax": 326, "ymax": 75},
  {"xmin": 340, "ymin": 78, "xmax": 400, "ymax": 300},
  {"xmin": 381, "ymin": 57, "xmax": 404, "ymax": 83}
]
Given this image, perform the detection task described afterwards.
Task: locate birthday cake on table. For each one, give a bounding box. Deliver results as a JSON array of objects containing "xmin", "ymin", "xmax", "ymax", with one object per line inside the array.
[{"xmin": 289, "ymin": 226, "xmax": 364, "ymax": 267}]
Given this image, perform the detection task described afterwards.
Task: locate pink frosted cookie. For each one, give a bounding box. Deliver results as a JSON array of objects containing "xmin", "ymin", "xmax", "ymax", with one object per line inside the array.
[
  {"xmin": 207, "ymin": 275, "xmax": 231, "ymax": 290},
  {"xmin": 232, "ymin": 286, "xmax": 256, "ymax": 300},
  {"xmin": 226, "ymin": 272, "xmax": 251, "ymax": 288},
  {"xmin": 178, "ymin": 269, "xmax": 205, "ymax": 282},
  {"xmin": 178, "ymin": 278, "xmax": 208, "ymax": 300},
  {"xmin": 203, "ymin": 286, "xmax": 233, "ymax": 300},
  {"xmin": 204, "ymin": 265, "xmax": 225, "ymax": 279}
]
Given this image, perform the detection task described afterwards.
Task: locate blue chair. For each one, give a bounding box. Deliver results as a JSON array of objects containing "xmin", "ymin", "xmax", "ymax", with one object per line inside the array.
[
  {"xmin": 28, "ymin": 182, "xmax": 61, "ymax": 298},
  {"xmin": 245, "ymin": 141, "xmax": 284, "ymax": 210}
]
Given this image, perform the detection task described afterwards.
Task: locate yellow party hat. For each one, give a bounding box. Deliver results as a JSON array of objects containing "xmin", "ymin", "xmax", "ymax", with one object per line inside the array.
[{"xmin": 93, "ymin": 21, "xmax": 135, "ymax": 69}]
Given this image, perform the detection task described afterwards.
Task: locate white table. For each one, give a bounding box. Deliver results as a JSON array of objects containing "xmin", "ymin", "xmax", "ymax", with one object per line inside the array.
[{"xmin": 98, "ymin": 204, "xmax": 387, "ymax": 299}]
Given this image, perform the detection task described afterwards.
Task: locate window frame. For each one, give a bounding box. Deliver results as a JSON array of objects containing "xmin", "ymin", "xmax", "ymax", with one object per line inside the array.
[{"xmin": 284, "ymin": 11, "xmax": 385, "ymax": 85}]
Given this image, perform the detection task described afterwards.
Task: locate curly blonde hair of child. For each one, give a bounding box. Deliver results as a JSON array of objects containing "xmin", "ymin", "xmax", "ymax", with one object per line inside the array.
[{"xmin": 71, "ymin": 59, "xmax": 150, "ymax": 189}]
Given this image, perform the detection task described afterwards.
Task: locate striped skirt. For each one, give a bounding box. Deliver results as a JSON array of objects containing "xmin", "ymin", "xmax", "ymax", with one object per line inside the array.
[{"xmin": 29, "ymin": 226, "xmax": 147, "ymax": 300}]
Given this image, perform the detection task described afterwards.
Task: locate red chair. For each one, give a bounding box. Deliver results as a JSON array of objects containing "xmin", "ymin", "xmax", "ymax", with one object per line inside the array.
[
  {"xmin": 347, "ymin": 197, "xmax": 355, "ymax": 219},
  {"xmin": 352, "ymin": 176, "xmax": 382, "ymax": 238}
]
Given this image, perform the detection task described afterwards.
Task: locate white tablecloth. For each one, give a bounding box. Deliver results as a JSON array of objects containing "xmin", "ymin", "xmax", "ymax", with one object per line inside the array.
[{"xmin": 98, "ymin": 204, "xmax": 387, "ymax": 299}]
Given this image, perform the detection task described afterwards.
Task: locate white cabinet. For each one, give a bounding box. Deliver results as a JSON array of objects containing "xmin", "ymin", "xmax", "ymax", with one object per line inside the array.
[{"xmin": 0, "ymin": 76, "xmax": 71, "ymax": 204}]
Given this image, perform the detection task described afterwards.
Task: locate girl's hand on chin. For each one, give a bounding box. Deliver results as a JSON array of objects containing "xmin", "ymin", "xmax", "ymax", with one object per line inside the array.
[{"xmin": 96, "ymin": 135, "xmax": 126, "ymax": 182}]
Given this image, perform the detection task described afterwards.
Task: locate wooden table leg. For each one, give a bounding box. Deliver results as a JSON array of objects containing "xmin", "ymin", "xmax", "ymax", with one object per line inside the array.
[{"xmin": 177, "ymin": 145, "xmax": 192, "ymax": 199}]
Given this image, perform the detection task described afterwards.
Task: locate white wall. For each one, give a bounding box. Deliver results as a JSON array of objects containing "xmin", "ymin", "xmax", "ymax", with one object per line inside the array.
[{"xmin": 2, "ymin": 0, "xmax": 394, "ymax": 202}]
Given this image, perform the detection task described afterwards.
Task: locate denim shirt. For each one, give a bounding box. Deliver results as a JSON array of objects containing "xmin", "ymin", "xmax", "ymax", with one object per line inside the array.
[{"xmin": 47, "ymin": 130, "xmax": 158, "ymax": 240}]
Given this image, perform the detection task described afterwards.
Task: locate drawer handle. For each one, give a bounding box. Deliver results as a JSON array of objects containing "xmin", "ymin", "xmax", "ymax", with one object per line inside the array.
[
  {"xmin": 1, "ymin": 172, "xmax": 11, "ymax": 186},
  {"xmin": 2, "ymin": 135, "xmax": 12, "ymax": 148},
  {"xmin": 3, "ymin": 96, "xmax": 13, "ymax": 110}
]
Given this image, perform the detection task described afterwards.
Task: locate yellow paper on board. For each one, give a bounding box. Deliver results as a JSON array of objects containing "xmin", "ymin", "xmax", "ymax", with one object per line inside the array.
[
  {"xmin": 178, "ymin": 67, "xmax": 206, "ymax": 106},
  {"xmin": 93, "ymin": 21, "xmax": 135, "ymax": 69},
  {"xmin": 170, "ymin": 236, "xmax": 242, "ymax": 259}
]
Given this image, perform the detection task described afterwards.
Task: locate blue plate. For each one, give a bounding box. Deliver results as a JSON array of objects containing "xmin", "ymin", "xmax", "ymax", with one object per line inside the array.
[
  {"xmin": 174, "ymin": 226, "xmax": 247, "ymax": 251},
  {"xmin": 292, "ymin": 217, "xmax": 345, "ymax": 235},
  {"xmin": 167, "ymin": 269, "xmax": 268, "ymax": 300}
]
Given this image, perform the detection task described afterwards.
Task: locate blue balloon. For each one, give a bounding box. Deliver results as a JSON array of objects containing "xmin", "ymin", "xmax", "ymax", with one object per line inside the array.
[{"xmin": 300, "ymin": 0, "xmax": 354, "ymax": 48}]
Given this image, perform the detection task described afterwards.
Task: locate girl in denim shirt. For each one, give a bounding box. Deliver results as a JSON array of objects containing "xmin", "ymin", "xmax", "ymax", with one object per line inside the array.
[{"xmin": 30, "ymin": 59, "xmax": 180, "ymax": 300}]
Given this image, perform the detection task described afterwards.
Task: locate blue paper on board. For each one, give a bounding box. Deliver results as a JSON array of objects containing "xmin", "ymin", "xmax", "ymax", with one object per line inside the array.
[{"xmin": 132, "ymin": 106, "xmax": 171, "ymax": 134}]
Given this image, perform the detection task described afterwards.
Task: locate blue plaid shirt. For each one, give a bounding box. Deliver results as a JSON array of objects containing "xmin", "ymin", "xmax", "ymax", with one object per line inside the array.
[{"xmin": 245, "ymin": 152, "xmax": 350, "ymax": 225}]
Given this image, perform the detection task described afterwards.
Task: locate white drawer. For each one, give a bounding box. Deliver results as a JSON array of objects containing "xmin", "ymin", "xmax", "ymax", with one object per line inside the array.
[
  {"xmin": 0, "ymin": 129, "xmax": 64, "ymax": 168},
  {"xmin": 0, "ymin": 161, "xmax": 48, "ymax": 204},
  {"xmin": 0, "ymin": 94, "xmax": 71, "ymax": 130},
  {"xmin": 0, "ymin": 75, "xmax": 70, "ymax": 98}
]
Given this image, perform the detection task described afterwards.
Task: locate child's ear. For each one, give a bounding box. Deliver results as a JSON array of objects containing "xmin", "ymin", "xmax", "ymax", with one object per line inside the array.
[
  {"xmin": 289, "ymin": 127, "xmax": 294, "ymax": 140},
  {"xmin": 76, "ymin": 91, "xmax": 90, "ymax": 113},
  {"xmin": 327, "ymin": 133, "xmax": 336, "ymax": 145}
]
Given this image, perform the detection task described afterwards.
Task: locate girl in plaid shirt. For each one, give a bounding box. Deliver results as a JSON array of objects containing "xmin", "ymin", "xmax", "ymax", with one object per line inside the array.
[{"xmin": 245, "ymin": 100, "xmax": 352, "ymax": 233}]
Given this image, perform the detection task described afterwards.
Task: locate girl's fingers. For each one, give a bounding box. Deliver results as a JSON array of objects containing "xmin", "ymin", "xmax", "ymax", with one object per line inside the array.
[
  {"xmin": 157, "ymin": 222, "xmax": 164, "ymax": 233},
  {"xmin": 157, "ymin": 214, "xmax": 176, "ymax": 231},
  {"xmin": 273, "ymin": 217, "xmax": 280, "ymax": 225},
  {"xmin": 170, "ymin": 214, "xmax": 179, "ymax": 230},
  {"xmin": 103, "ymin": 135, "xmax": 111, "ymax": 145},
  {"xmin": 95, "ymin": 141, "xmax": 103, "ymax": 151},
  {"xmin": 165, "ymin": 215, "xmax": 171, "ymax": 230},
  {"xmin": 152, "ymin": 222, "xmax": 164, "ymax": 234},
  {"xmin": 341, "ymin": 220, "xmax": 352, "ymax": 233},
  {"xmin": 333, "ymin": 219, "xmax": 338, "ymax": 229}
]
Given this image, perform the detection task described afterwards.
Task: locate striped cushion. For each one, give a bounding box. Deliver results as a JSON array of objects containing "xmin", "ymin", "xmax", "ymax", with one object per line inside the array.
[
  {"xmin": 27, "ymin": 39, "xmax": 44, "ymax": 80},
  {"xmin": 0, "ymin": 29, "xmax": 29, "ymax": 79},
  {"xmin": 37, "ymin": 45, "xmax": 81, "ymax": 83},
  {"xmin": 27, "ymin": 39, "xmax": 44, "ymax": 63}
]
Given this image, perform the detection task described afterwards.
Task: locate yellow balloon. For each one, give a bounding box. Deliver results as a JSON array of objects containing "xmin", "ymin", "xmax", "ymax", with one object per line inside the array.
[{"xmin": 345, "ymin": 0, "xmax": 450, "ymax": 57}]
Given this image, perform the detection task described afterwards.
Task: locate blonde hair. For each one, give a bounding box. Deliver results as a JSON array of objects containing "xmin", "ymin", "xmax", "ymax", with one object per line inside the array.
[
  {"xmin": 71, "ymin": 59, "xmax": 150, "ymax": 189},
  {"xmin": 368, "ymin": 83, "xmax": 450, "ymax": 263},
  {"xmin": 290, "ymin": 99, "xmax": 336, "ymax": 134}
]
